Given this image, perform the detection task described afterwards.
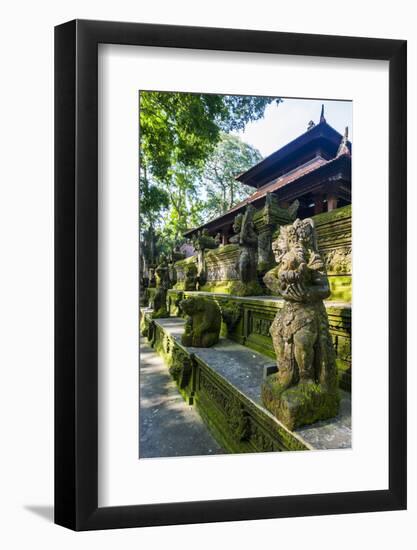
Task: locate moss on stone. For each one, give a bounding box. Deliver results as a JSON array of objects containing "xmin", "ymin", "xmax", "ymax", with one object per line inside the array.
[
  {"xmin": 328, "ymin": 275, "xmax": 351, "ymax": 302},
  {"xmin": 199, "ymin": 281, "xmax": 237, "ymax": 294},
  {"xmin": 173, "ymin": 282, "xmax": 186, "ymax": 291},
  {"xmin": 148, "ymin": 319, "xmax": 311, "ymax": 452},
  {"xmin": 145, "ymin": 287, "xmax": 157, "ymax": 304},
  {"xmin": 220, "ymin": 300, "xmax": 242, "ymax": 334},
  {"xmin": 205, "ymin": 243, "xmax": 239, "ymax": 257},
  {"xmin": 228, "ymin": 280, "xmax": 264, "ymax": 297},
  {"xmin": 261, "ymin": 375, "xmax": 340, "ymax": 430},
  {"xmin": 313, "ymin": 204, "xmax": 352, "ymax": 226},
  {"xmin": 140, "ymin": 312, "xmax": 150, "ymax": 337},
  {"xmin": 180, "ymin": 296, "xmax": 221, "ymax": 347},
  {"xmin": 173, "ymin": 256, "xmax": 197, "ymax": 269}
]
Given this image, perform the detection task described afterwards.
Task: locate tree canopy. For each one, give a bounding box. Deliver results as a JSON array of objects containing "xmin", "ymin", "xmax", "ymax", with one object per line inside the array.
[
  {"xmin": 139, "ymin": 91, "xmax": 281, "ymax": 254},
  {"xmin": 203, "ymin": 133, "xmax": 262, "ymax": 219}
]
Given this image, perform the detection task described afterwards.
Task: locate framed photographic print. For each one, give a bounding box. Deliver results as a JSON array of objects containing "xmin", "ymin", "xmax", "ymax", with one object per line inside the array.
[{"xmin": 55, "ymin": 19, "xmax": 407, "ymax": 530}]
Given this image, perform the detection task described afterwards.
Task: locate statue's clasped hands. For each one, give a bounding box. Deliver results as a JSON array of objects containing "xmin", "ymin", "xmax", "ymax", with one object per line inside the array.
[{"xmin": 281, "ymin": 282, "xmax": 308, "ymax": 302}]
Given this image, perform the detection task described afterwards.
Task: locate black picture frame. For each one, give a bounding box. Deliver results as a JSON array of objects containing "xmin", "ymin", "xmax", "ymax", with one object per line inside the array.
[{"xmin": 55, "ymin": 19, "xmax": 407, "ymax": 531}]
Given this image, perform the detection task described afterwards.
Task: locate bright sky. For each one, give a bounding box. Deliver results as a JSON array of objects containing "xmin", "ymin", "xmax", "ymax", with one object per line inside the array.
[{"xmin": 234, "ymin": 97, "xmax": 353, "ymax": 158}]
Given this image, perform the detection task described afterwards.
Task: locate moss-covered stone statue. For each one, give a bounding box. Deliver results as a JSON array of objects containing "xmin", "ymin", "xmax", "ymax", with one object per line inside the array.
[
  {"xmin": 180, "ymin": 296, "xmax": 221, "ymax": 347},
  {"xmin": 261, "ymin": 218, "xmax": 339, "ymax": 430},
  {"xmin": 257, "ymin": 195, "xmax": 299, "ymax": 277},
  {"xmin": 184, "ymin": 263, "xmax": 198, "ymax": 291},
  {"xmin": 192, "ymin": 229, "xmax": 218, "ymax": 289},
  {"xmin": 148, "ymin": 267, "xmax": 156, "ymax": 288},
  {"xmin": 229, "ymin": 205, "xmax": 263, "ymax": 296},
  {"xmin": 170, "ymin": 245, "xmax": 186, "ymax": 263},
  {"xmin": 151, "ymin": 255, "xmax": 170, "ymax": 318}
]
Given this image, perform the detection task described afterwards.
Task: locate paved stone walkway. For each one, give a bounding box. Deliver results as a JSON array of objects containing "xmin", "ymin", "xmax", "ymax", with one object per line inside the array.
[
  {"xmin": 139, "ymin": 337, "xmax": 224, "ymax": 458},
  {"xmin": 153, "ymin": 317, "xmax": 352, "ymax": 451}
]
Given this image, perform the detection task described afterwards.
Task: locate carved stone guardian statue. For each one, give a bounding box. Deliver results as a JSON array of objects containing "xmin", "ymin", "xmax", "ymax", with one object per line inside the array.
[
  {"xmin": 151, "ymin": 255, "xmax": 170, "ymax": 318},
  {"xmin": 148, "ymin": 267, "xmax": 156, "ymax": 288},
  {"xmin": 192, "ymin": 229, "xmax": 217, "ymax": 289},
  {"xmin": 261, "ymin": 218, "xmax": 339, "ymax": 430},
  {"xmin": 229, "ymin": 205, "xmax": 263, "ymax": 296},
  {"xmin": 184, "ymin": 263, "xmax": 198, "ymax": 291},
  {"xmin": 180, "ymin": 296, "xmax": 221, "ymax": 347}
]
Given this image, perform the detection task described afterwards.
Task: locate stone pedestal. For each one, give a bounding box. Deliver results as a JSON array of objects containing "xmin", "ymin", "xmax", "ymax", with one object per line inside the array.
[{"xmin": 262, "ymin": 374, "xmax": 340, "ymax": 431}]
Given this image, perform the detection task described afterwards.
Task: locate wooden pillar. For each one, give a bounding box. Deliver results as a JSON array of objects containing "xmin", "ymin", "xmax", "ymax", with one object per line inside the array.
[
  {"xmin": 314, "ymin": 194, "xmax": 324, "ymax": 214},
  {"xmin": 222, "ymin": 231, "xmax": 228, "ymax": 245},
  {"xmin": 327, "ymin": 194, "xmax": 338, "ymax": 211}
]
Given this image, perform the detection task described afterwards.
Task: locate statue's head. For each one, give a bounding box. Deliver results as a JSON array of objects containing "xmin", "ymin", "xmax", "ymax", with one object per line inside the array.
[
  {"xmin": 179, "ymin": 296, "xmax": 199, "ymax": 315},
  {"xmin": 272, "ymin": 225, "xmax": 296, "ymax": 263},
  {"xmin": 293, "ymin": 218, "xmax": 315, "ymax": 248},
  {"xmin": 185, "ymin": 263, "xmax": 197, "ymax": 276}
]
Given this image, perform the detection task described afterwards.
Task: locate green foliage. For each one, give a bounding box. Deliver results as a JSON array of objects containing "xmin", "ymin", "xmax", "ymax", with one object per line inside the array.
[
  {"xmin": 140, "ymin": 92, "xmax": 279, "ymax": 182},
  {"xmin": 203, "ymin": 133, "xmax": 262, "ymax": 218},
  {"xmin": 140, "ymin": 174, "xmax": 170, "ymax": 228},
  {"xmin": 139, "ymin": 91, "xmax": 281, "ymax": 250}
]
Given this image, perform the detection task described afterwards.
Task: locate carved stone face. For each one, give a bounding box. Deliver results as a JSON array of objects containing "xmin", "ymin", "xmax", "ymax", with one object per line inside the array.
[
  {"xmin": 272, "ymin": 225, "xmax": 297, "ymax": 263},
  {"xmin": 272, "ymin": 234, "xmax": 286, "ymax": 263},
  {"xmin": 179, "ymin": 297, "xmax": 198, "ymax": 315},
  {"xmin": 294, "ymin": 219, "xmax": 314, "ymax": 247}
]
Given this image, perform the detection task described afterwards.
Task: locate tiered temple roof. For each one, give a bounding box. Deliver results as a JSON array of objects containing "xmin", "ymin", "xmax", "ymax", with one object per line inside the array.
[{"xmin": 184, "ymin": 106, "xmax": 351, "ymax": 240}]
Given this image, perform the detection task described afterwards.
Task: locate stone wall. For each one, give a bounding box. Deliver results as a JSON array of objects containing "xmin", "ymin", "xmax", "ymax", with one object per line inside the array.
[
  {"xmin": 199, "ymin": 244, "xmax": 239, "ymax": 293},
  {"xmin": 314, "ymin": 204, "xmax": 352, "ymax": 302},
  {"xmin": 167, "ymin": 290, "xmax": 351, "ymax": 391},
  {"xmin": 173, "ymin": 255, "xmax": 197, "ymax": 290},
  {"xmin": 140, "ymin": 312, "xmax": 311, "ymax": 453},
  {"xmin": 173, "ymin": 204, "xmax": 352, "ymax": 301}
]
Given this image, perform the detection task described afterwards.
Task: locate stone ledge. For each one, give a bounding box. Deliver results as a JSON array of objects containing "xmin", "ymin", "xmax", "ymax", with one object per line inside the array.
[
  {"xmin": 143, "ymin": 312, "xmax": 352, "ymax": 452},
  {"xmin": 166, "ymin": 289, "xmax": 351, "ymax": 392}
]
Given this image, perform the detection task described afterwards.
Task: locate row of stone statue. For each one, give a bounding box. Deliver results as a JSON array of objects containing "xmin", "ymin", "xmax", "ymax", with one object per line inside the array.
[
  {"xmin": 141, "ymin": 194, "xmax": 300, "ymax": 299},
  {"xmin": 144, "ymin": 215, "xmax": 339, "ymax": 429}
]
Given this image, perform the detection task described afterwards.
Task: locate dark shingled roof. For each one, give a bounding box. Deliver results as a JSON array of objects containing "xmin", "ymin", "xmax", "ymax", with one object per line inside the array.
[{"xmin": 236, "ymin": 119, "xmax": 351, "ymax": 188}]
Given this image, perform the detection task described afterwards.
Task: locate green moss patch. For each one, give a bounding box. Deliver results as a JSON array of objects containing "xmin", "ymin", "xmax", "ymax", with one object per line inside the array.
[
  {"xmin": 228, "ymin": 280, "xmax": 264, "ymax": 297},
  {"xmin": 313, "ymin": 204, "xmax": 352, "ymax": 225},
  {"xmin": 261, "ymin": 375, "xmax": 340, "ymax": 430},
  {"xmin": 328, "ymin": 275, "xmax": 351, "ymax": 302},
  {"xmin": 199, "ymin": 281, "xmax": 236, "ymax": 294}
]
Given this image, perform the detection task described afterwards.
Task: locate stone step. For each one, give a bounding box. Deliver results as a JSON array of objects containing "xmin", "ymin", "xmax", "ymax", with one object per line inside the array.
[
  {"xmin": 145, "ymin": 313, "xmax": 351, "ymax": 452},
  {"xmin": 165, "ymin": 290, "xmax": 352, "ymax": 392}
]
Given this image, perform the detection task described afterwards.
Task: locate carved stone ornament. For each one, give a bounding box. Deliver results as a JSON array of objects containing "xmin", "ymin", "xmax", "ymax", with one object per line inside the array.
[
  {"xmin": 261, "ymin": 217, "xmax": 339, "ymax": 430},
  {"xmin": 220, "ymin": 300, "xmax": 243, "ymax": 331}
]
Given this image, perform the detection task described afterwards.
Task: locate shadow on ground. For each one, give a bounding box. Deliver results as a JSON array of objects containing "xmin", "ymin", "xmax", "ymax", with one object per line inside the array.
[
  {"xmin": 139, "ymin": 338, "xmax": 225, "ymax": 458},
  {"xmin": 24, "ymin": 505, "xmax": 54, "ymax": 523}
]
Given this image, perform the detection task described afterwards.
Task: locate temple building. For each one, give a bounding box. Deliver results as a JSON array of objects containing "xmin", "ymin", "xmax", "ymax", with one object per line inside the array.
[{"xmin": 184, "ymin": 106, "xmax": 351, "ymax": 243}]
